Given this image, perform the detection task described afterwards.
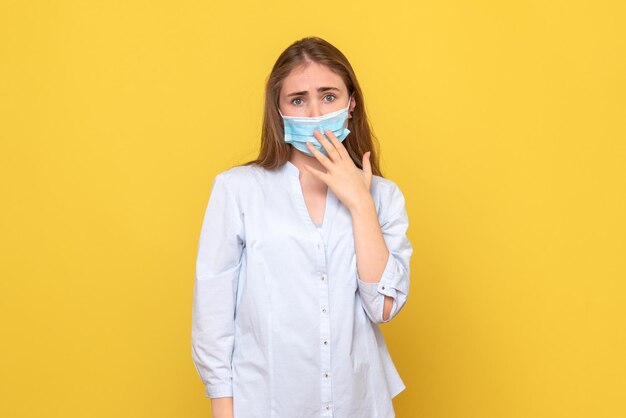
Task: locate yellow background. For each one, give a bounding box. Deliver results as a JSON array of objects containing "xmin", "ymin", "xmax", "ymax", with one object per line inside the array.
[{"xmin": 1, "ymin": 1, "xmax": 624, "ymax": 417}]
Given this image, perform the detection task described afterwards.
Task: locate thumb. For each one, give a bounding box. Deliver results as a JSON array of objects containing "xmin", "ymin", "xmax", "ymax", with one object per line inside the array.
[{"xmin": 362, "ymin": 151, "xmax": 372, "ymax": 179}]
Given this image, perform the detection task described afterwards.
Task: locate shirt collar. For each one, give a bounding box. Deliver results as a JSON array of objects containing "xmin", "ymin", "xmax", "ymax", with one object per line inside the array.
[{"xmin": 281, "ymin": 160, "xmax": 300, "ymax": 177}]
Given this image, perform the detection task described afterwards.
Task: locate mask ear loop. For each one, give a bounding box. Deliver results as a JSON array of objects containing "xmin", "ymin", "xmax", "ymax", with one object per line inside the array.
[{"xmin": 347, "ymin": 94, "xmax": 354, "ymax": 118}]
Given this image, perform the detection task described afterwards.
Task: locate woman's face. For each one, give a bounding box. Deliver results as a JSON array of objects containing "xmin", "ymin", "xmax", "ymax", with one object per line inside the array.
[{"xmin": 278, "ymin": 62, "xmax": 355, "ymax": 118}]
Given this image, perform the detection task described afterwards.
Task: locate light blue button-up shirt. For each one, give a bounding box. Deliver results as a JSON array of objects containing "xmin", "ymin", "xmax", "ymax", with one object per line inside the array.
[{"xmin": 192, "ymin": 160, "xmax": 413, "ymax": 418}]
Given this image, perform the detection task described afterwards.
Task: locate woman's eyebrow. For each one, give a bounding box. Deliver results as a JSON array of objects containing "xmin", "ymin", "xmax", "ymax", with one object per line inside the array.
[{"xmin": 286, "ymin": 87, "xmax": 340, "ymax": 97}]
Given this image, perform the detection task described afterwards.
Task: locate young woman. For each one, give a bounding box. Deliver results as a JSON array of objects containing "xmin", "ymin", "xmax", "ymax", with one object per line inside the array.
[{"xmin": 192, "ymin": 36, "xmax": 413, "ymax": 418}]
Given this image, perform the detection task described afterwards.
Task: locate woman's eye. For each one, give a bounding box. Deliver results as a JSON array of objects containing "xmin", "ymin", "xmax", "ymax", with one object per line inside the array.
[
  {"xmin": 292, "ymin": 98, "xmax": 303, "ymax": 105},
  {"xmin": 324, "ymin": 94, "xmax": 336, "ymax": 102}
]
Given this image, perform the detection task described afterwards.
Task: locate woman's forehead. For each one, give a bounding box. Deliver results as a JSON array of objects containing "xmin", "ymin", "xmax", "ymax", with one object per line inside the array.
[{"xmin": 282, "ymin": 65, "xmax": 346, "ymax": 94}]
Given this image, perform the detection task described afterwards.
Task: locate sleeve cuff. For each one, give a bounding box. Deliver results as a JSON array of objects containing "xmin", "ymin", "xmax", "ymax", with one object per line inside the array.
[
  {"xmin": 356, "ymin": 250, "xmax": 399, "ymax": 299},
  {"xmin": 206, "ymin": 383, "xmax": 233, "ymax": 398}
]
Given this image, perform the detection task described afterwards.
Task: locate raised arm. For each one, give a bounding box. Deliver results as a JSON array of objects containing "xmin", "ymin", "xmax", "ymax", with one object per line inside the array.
[{"xmin": 353, "ymin": 181, "xmax": 413, "ymax": 324}]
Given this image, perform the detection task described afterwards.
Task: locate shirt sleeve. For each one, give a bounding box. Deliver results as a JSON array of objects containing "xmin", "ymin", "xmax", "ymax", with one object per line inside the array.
[
  {"xmin": 191, "ymin": 173, "xmax": 245, "ymax": 398},
  {"xmin": 357, "ymin": 180, "xmax": 413, "ymax": 324}
]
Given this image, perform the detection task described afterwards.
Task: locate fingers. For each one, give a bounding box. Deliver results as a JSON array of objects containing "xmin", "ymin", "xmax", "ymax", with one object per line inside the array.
[
  {"xmin": 313, "ymin": 130, "xmax": 343, "ymax": 162},
  {"xmin": 305, "ymin": 138, "xmax": 333, "ymax": 171},
  {"xmin": 320, "ymin": 129, "xmax": 350, "ymax": 160}
]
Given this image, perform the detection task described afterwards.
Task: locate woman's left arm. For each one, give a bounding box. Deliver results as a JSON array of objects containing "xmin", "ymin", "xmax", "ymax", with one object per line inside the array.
[
  {"xmin": 303, "ymin": 129, "xmax": 413, "ymax": 324},
  {"xmin": 350, "ymin": 181, "xmax": 413, "ymax": 324}
]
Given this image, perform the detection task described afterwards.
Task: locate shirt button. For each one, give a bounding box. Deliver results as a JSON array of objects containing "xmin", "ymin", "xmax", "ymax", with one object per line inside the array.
[
  {"xmin": 325, "ymin": 403, "xmax": 332, "ymax": 410},
  {"xmin": 323, "ymin": 339, "xmax": 328, "ymax": 345},
  {"xmin": 320, "ymin": 274, "xmax": 326, "ymax": 281},
  {"xmin": 324, "ymin": 371, "xmax": 329, "ymax": 378},
  {"xmin": 322, "ymin": 307, "xmax": 327, "ymax": 313},
  {"xmin": 382, "ymin": 286, "xmax": 385, "ymax": 290}
]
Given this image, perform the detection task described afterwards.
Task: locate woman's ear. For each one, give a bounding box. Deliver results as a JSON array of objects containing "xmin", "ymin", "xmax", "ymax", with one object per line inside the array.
[{"xmin": 349, "ymin": 95, "xmax": 356, "ymax": 118}]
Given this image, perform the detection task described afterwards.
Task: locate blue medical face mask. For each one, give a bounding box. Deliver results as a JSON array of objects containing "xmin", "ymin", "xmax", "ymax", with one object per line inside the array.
[{"xmin": 279, "ymin": 95, "xmax": 353, "ymax": 157}]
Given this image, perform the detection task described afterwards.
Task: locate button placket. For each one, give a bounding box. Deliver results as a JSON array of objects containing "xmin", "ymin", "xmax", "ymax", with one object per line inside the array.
[{"xmin": 316, "ymin": 233, "xmax": 333, "ymax": 415}]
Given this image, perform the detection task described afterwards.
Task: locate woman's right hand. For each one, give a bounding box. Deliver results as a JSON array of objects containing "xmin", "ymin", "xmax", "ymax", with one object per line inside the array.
[{"xmin": 211, "ymin": 397, "xmax": 233, "ymax": 418}]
